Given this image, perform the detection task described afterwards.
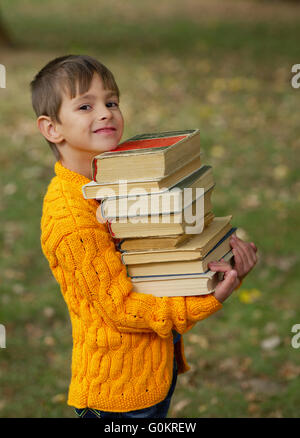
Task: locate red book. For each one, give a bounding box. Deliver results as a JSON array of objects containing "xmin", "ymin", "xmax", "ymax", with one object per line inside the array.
[{"xmin": 92, "ymin": 129, "xmax": 201, "ymax": 184}]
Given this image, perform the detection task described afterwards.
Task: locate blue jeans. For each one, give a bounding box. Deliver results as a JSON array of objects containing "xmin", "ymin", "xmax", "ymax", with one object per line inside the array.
[{"xmin": 74, "ymin": 357, "xmax": 178, "ymax": 419}]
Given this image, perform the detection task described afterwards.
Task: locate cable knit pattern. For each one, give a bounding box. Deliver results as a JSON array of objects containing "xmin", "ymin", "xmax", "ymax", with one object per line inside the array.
[{"xmin": 40, "ymin": 161, "xmax": 222, "ymax": 412}]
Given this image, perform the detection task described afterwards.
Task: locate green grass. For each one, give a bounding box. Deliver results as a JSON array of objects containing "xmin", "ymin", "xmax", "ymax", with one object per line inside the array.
[{"xmin": 0, "ymin": 0, "xmax": 300, "ymax": 418}]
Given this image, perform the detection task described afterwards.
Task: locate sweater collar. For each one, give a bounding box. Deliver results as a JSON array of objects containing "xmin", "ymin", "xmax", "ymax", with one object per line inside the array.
[{"xmin": 55, "ymin": 160, "xmax": 92, "ymax": 188}]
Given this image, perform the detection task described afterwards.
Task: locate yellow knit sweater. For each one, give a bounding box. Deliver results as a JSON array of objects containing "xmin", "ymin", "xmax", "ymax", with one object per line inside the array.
[{"xmin": 40, "ymin": 161, "xmax": 223, "ymax": 412}]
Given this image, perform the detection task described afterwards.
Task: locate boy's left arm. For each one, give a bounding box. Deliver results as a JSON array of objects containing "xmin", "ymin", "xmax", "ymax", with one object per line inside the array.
[{"xmin": 208, "ymin": 233, "xmax": 258, "ymax": 288}]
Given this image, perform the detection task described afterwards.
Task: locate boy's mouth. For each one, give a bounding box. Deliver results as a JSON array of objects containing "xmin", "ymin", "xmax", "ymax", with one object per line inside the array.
[{"xmin": 93, "ymin": 127, "xmax": 116, "ymax": 134}]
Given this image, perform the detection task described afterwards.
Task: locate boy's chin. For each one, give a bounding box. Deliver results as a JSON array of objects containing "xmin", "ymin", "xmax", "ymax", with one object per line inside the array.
[
  {"xmin": 93, "ymin": 142, "xmax": 119, "ymax": 154},
  {"xmin": 107, "ymin": 142, "xmax": 119, "ymax": 151}
]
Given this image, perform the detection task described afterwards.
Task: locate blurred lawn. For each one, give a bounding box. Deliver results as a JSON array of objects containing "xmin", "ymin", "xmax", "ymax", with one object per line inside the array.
[{"xmin": 0, "ymin": 0, "xmax": 300, "ymax": 418}]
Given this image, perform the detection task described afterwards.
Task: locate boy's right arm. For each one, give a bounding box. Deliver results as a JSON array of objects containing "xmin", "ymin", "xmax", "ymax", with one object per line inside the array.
[{"xmin": 45, "ymin": 221, "xmax": 237, "ymax": 338}]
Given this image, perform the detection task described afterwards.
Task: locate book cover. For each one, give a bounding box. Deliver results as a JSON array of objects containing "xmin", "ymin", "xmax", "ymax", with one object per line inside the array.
[
  {"xmin": 82, "ymin": 155, "xmax": 202, "ymax": 199},
  {"xmin": 96, "ymin": 129, "xmax": 198, "ymax": 158},
  {"xmin": 91, "ymin": 129, "xmax": 201, "ymax": 183}
]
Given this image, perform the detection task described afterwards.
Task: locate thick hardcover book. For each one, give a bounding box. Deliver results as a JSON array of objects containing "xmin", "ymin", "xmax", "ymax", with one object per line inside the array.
[
  {"xmin": 91, "ymin": 129, "xmax": 201, "ymax": 183},
  {"xmin": 118, "ymin": 233, "xmax": 191, "ymax": 252},
  {"xmin": 121, "ymin": 216, "xmax": 232, "ymax": 264},
  {"xmin": 126, "ymin": 228, "xmax": 236, "ymax": 276},
  {"xmin": 82, "ymin": 156, "xmax": 201, "ymax": 199},
  {"xmin": 130, "ymin": 250, "xmax": 234, "ymax": 297},
  {"xmin": 100, "ymin": 166, "xmax": 214, "ymax": 219},
  {"xmin": 106, "ymin": 201, "xmax": 214, "ymax": 239}
]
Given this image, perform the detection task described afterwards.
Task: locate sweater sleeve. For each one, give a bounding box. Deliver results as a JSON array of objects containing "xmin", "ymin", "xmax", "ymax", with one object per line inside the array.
[{"xmin": 49, "ymin": 222, "xmax": 222, "ymax": 338}]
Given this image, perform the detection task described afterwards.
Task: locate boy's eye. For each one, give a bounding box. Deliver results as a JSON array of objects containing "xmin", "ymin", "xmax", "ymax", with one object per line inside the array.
[
  {"xmin": 79, "ymin": 104, "xmax": 91, "ymax": 111},
  {"xmin": 106, "ymin": 101, "xmax": 119, "ymax": 108}
]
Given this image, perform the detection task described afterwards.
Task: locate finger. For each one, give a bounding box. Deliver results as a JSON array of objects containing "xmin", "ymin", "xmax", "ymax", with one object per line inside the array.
[
  {"xmin": 241, "ymin": 242, "xmax": 257, "ymax": 266},
  {"xmin": 233, "ymin": 239, "xmax": 253, "ymax": 268},
  {"xmin": 213, "ymin": 269, "xmax": 238, "ymax": 303},
  {"xmin": 247, "ymin": 244, "xmax": 258, "ymax": 265},
  {"xmin": 208, "ymin": 262, "xmax": 232, "ymax": 273},
  {"xmin": 234, "ymin": 237, "xmax": 256, "ymax": 263},
  {"xmin": 250, "ymin": 242, "xmax": 258, "ymax": 253},
  {"xmin": 231, "ymin": 235, "xmax": 257, "ymax": 267},
  {"xmin": 208, "ymin": 260, "xmax": 231, "ymax": 268},
  {"xmin": 232, "ymin": 247, "xmax": 245, "ymax": 275},
  {"xmin": 209, "ymin": 259, "xmax": 232, "ymax": 266},
  {"xmin": 230, "ymin": 234, "xmax": 238, "ymax": 247}
]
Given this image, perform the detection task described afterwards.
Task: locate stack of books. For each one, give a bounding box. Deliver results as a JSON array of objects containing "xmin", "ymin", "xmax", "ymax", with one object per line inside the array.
[{"xmin": 82, "ymin": 129, "xmax": 235, "ymax": 297}]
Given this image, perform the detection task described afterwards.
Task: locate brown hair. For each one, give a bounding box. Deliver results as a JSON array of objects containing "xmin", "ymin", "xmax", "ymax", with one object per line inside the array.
[{"xmin": 30, "ymin": 54, "xmax": 120, "ymax": 160}]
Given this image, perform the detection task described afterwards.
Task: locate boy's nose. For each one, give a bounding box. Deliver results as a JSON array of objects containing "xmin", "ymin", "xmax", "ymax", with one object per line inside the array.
[{"xmin": 97, "ymin": 106, "xmax": 113, "ymax": 120}]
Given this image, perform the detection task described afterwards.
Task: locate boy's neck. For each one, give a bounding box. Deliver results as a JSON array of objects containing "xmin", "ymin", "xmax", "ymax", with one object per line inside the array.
[{"xmin": 59, "ymin": 151, "xmax": 95, "ymax": 180}]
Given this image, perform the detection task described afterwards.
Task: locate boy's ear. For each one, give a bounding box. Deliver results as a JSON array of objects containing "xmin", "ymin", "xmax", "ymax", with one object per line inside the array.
[{"xmin": 37, "ymin": 116, "xmax": 65, "ymax": 144}]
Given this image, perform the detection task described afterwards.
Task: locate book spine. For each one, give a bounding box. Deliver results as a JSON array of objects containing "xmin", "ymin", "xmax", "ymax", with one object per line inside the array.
[{"xmin": 204, "ymin": 227, "xmax": 236, "ymax": 258}]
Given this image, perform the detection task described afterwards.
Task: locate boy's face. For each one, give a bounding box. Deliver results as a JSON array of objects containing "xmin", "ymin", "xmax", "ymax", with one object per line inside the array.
[{"xmin": 55, "ymin": 73, "xmax": 124, "ymax": 157}]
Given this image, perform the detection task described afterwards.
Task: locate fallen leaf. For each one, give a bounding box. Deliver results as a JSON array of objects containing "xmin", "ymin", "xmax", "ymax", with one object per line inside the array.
[
  {"xmin": 248, "ymin": 403, "xmax": 260, "ymax": 415},
  {"xmin": 3, "ymin": 183, "xmax": 17, "ymax": 196},
  {"xmin": 12, "ymin": 283, "xmax": 25, "ymax": 295},
  {"xmin": 279, "ymin": 362, "xmax": 300, "ymax": 380},
  {"xmin": 51, "ymin": 393, "xmax": 66, "ymax": 404},
  {"xmin": 44, "ymin": 336, "xmax": 55, "ymax": 346},
  {"xmin": 268, "ymin": 410, "xmax": 283, "ymax": 418},
  {"xmin": 210, "ymin": 396, "xmax": 219, "ymax": 405},
  {"xmin": 171, "ymin": 398, "xmax": 191, "ymax": 415},
  {"xmin": 241, "ymin": 378, "xmax": 284, "ymax": 395},
  {"xmin": 244, "ymin": 391, "xmax": 258, "ymax": 402},
  {"xmin": 260, "ymin": 336, "xmax": 281, "ymax": 351},
  {"xmin": 264, "ymin": 322, "xmax": 278, "ymax": 335},
  {"xmin": 273, "ymin": 165, "xmax": 288, "ymax": 180},
  {"xmin": 218, "ymin": 357, "xmax": 238, "ymax": 372},
  {"xmin": 187, "ymin": 334, "xmax": 209, "ymax": 349},
  {"xmin": 198, "ymin": 404, "xmax": 207, "ymax": 413},
  {"xmin": 43, "ymin": 307, "xmax": 55, "ymax": 318},
  {"xmin": 211, "ymin": 145, "xmax": 225, "ymax": 159},
  {"xmin": 241, "ymin": 193, "xmax": 261, "ymax": 209}
]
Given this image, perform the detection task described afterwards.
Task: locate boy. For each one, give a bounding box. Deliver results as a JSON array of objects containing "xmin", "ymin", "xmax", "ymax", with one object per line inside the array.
[{"xmin": 31, "ymin": 54, "xmax": 257, "ymax": 418}]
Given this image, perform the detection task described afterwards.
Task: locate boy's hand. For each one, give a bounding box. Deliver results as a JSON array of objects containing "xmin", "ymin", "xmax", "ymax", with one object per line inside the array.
[
  {"xmin": 210, "ymin": 264, "xmax": 239, "ymax": 303},
  {"xmin": 208, "ymin": 233, "xmax": 258, "ymax": 303},
  {"xmin": 229, "ymin": 233, "xmax": 258, "ymax": 281}
]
